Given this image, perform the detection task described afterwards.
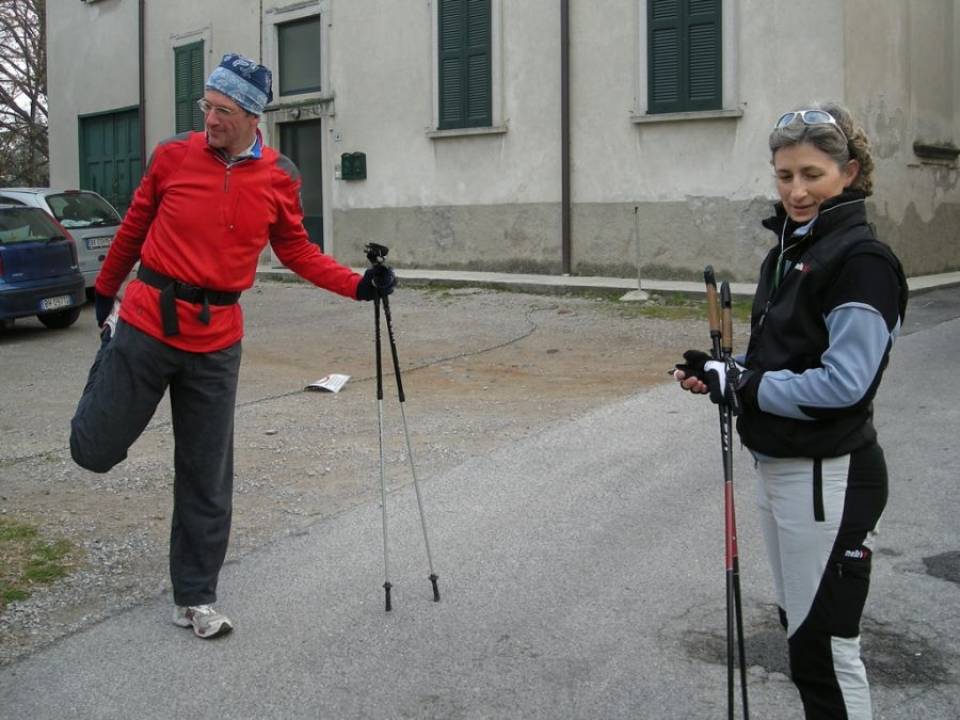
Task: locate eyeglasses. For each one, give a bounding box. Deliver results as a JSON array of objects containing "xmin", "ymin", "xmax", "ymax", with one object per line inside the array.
[
  {"xmin": 197, "ymin": 98, "xmax": 238, "ymax": 118},
  {"xmin": 774, "ymin": 109, "xmax": 848, "ymax": 144}
]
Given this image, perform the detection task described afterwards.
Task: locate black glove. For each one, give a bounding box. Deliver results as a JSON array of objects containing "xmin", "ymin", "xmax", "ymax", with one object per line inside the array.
[
  {"xmin": 676, "ymin": 349, "xmax": 747, "ymax": 414},
  {"xmin": 356, "ymin": 265, "xmax": 397, "ymax": 301},
  {"xmin": 674, "ymin": 350, "xmax": 711, "ymax": 382},
  {"xmin": 94, "ymin": 292, "xmax": 115, "ymax": 327}
]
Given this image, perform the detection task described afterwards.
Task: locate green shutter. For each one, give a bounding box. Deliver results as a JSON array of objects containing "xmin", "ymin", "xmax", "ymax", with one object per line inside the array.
[
  {"xmin": 439, "ymin": 0, "xmax": 491, "ymax": 129},
  {"xmin": 175, "ymin": 42, "xmax": 204, "ymax": 133},
  {"xmin": 648, "ymin": 0, "xmax": 721, "ymax": 114},
  {"xmin": 687, "ymin": 0, "xmax": 721, "ymax": 110}
]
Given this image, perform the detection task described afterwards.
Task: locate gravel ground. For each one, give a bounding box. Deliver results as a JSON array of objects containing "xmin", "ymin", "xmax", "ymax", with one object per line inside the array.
[{"xmin": 0, "ymin": 280, "xmax": 746, "ymax": 665}]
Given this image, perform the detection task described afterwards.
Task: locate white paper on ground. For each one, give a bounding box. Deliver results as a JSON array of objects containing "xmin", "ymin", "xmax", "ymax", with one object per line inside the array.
[{"xmin": 304, "ymin": 373, "xmax": 350, "ymax": 393}]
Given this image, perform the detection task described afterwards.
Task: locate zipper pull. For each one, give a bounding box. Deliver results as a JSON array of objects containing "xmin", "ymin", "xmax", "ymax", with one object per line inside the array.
[{"xmin": 758, "ymin": 299, "xmax": 771, "ymax": 328}]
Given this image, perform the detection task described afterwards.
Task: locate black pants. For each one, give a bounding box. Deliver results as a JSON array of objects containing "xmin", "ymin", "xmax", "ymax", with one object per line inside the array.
[{"xmin": 70, "ymin": 320, "xmax": 241, "ymax": 606}]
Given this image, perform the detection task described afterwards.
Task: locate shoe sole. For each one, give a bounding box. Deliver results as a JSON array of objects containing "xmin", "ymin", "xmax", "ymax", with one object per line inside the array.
[
  {"xmin": 197, "ymin": 622, "xmax": 233, "ymax": 639},
  {"xmin": 173, "ymin": 617, "xmax": 234, "ymax": 639}
]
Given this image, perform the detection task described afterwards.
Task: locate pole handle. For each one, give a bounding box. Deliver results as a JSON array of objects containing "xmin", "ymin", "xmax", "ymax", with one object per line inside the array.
[
  {"xmin": 704, "ymin": 266, "xmax": 722, "ymax": 358},
  {"xmin": 720, "ymin": 282, "xmax": 734, "ymax": 357}
]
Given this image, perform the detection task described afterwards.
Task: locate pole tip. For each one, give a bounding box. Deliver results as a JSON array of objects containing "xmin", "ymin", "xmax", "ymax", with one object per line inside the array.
[
  {"xmin": 430, "ymin": 574, "xmax": 440, "ymax": 602},
  {"xmin": 384, "ymin": 581, "xmax": 393, "ymax": 612}
]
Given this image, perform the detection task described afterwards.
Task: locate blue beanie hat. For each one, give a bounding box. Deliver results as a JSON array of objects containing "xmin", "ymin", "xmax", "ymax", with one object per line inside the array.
[{"xmin": 205, "ymin": 53, "xmax": 273, "ymax": 115}]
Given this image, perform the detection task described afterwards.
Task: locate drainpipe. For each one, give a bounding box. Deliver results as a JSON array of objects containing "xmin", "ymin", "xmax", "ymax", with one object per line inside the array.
[
  {"xmin": 138, "ymin": 0, "xmax": 146, "ymax": 166},
  {"xmin": 560, "ymin": 0, "xmax": 571, "ymax": 275}
]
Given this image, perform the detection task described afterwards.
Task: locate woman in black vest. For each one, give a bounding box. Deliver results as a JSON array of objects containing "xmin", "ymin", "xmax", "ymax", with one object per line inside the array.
[{"xmin": 675, "ymin": 103, "xmax": 907, "ymax": 720}]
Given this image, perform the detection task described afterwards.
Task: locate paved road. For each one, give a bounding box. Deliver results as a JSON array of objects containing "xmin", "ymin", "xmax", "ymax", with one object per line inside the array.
[{"xmin": 2, "ymin": 290, "xmax": 958, "ymax": 719}]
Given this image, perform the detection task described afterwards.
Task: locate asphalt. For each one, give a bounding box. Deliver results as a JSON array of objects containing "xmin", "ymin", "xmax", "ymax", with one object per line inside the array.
[{"xmin": 1, "ymin": 280, "xmax": 958, "ymax": 719}]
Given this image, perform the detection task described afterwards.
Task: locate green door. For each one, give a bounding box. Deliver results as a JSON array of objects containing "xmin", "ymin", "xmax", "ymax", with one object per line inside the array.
[
  {"xmin": 79, "ymin": 108, "xmax": 142, "ymax": 216},
  {"xmin": 279, "ymin": 120, "xmax": 324, "ymax": 250}
]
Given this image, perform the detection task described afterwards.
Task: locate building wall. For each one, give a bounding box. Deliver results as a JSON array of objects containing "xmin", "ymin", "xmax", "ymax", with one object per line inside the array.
[
  {"xmin": 327, "ymin": 0, "xmax": 854, "ymax": 279},
  {"xmin": 47, "ymin": 0, "xmax": 259, "ymax": 187},
  {"xmin": 845, "ymin": 0, "xmax": 960, "ymax": 276},
  {"xmin": 47, "ymin": 0, "xmax": 139, "ymax": 188},
  {"xmin": 47, "ymin": 0, "xmax": 959, "ymax": 278},
  {"xmin": 323, "ymin": 0, "xmax": 566, "ymax": 270},
  {"xmin": 142, "ymin": 0, "xmax": 260, "ymax": 151}
]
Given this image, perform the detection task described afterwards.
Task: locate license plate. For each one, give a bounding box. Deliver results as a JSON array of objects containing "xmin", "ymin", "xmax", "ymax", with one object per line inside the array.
[
  {"xmin": 86, "ymin": 236, "xmax": 112, "ymax": 250},
  {"xmin": 40, "ymin": 295, "xmax": 72, "ymax": 311}
]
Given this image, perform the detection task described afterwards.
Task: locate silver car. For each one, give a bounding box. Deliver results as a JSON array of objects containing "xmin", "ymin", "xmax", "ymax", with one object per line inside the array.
[{"xmin": 0, "ymin": 188, "xmax": 122, "ymax": 295}]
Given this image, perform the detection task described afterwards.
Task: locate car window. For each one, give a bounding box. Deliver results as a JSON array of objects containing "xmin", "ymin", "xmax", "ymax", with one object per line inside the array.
[
  {"xmin": 0, "ymin": 196, "xmax": 27, "ymax": 206},
  {"xmin": 0, "ymin": 207, "xmax": 66, "ymax": 244},
  {"xmin": 45, "ymin": 192, "xmax": 122, "ymax": 228}
]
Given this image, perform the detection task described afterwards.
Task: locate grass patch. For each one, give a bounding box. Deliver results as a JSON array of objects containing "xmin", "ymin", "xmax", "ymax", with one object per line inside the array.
[
  {"xmin": 0, "ymin": 518, "xmax": 80, "ymax": 613},
  {"xmin": 604, "ymin": 292, "xmax": 753, "ymax": 323}
]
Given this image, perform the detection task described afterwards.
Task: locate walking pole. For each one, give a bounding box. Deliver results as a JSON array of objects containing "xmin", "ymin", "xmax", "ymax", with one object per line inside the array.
[
  {"xmin": 380, "ymin": 292, "xmax": 441, "ymax": 603},
  {"xmin": 365, "ymin": 243, "xmax": 441, "ymax": 608},
  {"xmin": 721, "ymin": 281, "xmax": 749, "ymax": 719},
  {"xmin": 373, "ymin": 286, "xmax": 392, "ymax": 612},
  {"xmin": 703, "ymin": 268, "xmax": 749, "ymax": 719}
]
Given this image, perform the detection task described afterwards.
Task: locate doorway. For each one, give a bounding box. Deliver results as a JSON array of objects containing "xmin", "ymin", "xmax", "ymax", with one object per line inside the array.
[
  {"xmin": 279, "ymin": 119, "xmax": 324, "ymax": 249},
  {"xmin": 78, "ymin": 108, "xmax": 142, "ymax": 215}
]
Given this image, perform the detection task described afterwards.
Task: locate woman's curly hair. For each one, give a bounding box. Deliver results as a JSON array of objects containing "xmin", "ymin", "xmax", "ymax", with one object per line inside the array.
[{"xmin": 769, "ymin": 102, "xmax": 874, "ymax": 196}]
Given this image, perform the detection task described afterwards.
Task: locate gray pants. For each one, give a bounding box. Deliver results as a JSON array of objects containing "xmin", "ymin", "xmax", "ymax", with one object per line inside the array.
[
  {"xmin": 71, "ymin": 320, "xmax": 242, "ymax": 606},
  {"xmin": 755, "ymin": 443, "xmax": 887, "ymax": 720}
]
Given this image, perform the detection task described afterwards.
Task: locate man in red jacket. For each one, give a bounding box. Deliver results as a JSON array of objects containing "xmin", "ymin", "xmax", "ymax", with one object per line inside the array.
[{"xmin": 70, "ymin": 53, "xmax": 394, "ymax": 639}]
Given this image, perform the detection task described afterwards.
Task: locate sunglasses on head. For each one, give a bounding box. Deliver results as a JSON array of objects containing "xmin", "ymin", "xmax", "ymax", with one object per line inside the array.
[{"xmin": 774, "ymin": 109, "xmax": 848, "ymax": 144}]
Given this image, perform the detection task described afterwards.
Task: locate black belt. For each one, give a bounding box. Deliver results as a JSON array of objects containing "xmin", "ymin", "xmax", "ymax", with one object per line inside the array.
[{"xmin": 137, "ymin": 265, "xmax": 241, "ymax": 337}]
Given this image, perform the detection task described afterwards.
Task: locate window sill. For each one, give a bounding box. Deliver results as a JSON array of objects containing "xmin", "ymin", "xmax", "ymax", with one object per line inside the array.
[
  {"xmin": 631, "ymin": 108, "xmax": 743, "ymax": 125},
  {"xmin": 266, "ymin": 93, "xmax": 335, "ymax": 110},
  {"xmin": 426, "ymin": 125, "xmax": 508, "ymax": 140},
  {"xmin": 265, "ymin": 95, "xmax": 336, "ymax": 120}
]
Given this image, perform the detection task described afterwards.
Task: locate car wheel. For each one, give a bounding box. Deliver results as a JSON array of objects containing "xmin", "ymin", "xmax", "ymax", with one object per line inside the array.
[{"xmin": 37, "ymin": 306, "xmax": 82, "ymax": 329}]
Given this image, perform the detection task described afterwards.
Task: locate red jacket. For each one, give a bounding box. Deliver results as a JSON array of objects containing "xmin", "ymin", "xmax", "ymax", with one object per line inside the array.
[{"xmin": 96, "ymin": 131, "xmax": 361, "ymax": 352}]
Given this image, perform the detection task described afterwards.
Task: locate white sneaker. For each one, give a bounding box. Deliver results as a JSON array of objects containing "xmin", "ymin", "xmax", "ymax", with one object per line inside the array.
[
  {"xmin": 101, "ymin": 298, "xmax": 121, "ymax": 341},
  {"xmin": 173, "ymin": 604, "xmax": 234, "ymax": 639}
]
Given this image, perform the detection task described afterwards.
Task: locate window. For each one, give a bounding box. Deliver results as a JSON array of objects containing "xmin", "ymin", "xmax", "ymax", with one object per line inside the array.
[
  {"xmin": 438, "ymin": 0, "xmax": 492, "ymax": 129},
  {"xmin": 175, "ymin": 42, "xmax": 204, "ymax": 132},
  {"xmin": 278, "ymin": 15, "xmax": 323, "ymax": 97},
  {"xmin": 647, "ymin": 0, "xmax": 721, "ymax": 114}
]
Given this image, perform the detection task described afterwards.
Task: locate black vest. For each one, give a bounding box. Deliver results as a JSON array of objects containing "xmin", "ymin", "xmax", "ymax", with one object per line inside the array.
[{"xmin": 737, "ymin": 192, "xmax": 908, "ymax": 458}]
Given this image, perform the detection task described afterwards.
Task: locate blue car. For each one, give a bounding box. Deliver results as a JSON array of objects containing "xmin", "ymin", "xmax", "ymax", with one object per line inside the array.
[
  {"xmin": 0, "ymin": 188, "xmax": 122, "ymax": 295},
  {"xmin": 0, "ymin": 203, "xmax": 86, "ymax": 330}
]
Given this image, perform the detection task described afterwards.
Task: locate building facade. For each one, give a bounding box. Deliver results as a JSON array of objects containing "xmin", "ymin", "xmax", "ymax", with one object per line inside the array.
[{"xmin": 48, "ymin": 0, "xmax": 960, "ymax": 279}]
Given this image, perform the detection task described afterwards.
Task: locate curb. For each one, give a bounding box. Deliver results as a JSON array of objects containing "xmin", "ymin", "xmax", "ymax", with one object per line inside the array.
[{"xmin": 256, "ymin": 267, "xmax": 960, "ymax": 299}]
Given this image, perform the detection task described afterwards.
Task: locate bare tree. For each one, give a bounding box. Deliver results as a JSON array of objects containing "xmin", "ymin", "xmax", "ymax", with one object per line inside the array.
[{"xmin": 0, "ymin": 0, "xmax": 47, "ymax": 186}]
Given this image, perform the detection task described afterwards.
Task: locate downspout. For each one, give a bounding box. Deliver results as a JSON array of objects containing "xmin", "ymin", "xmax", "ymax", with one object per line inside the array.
[
  {"xmin": 138, "ymin": 0, "xmax": 146, "ymax": 166},
  {"xmin": 560, "ymin": 0, "xmax": 571, "ymax": 275}
]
